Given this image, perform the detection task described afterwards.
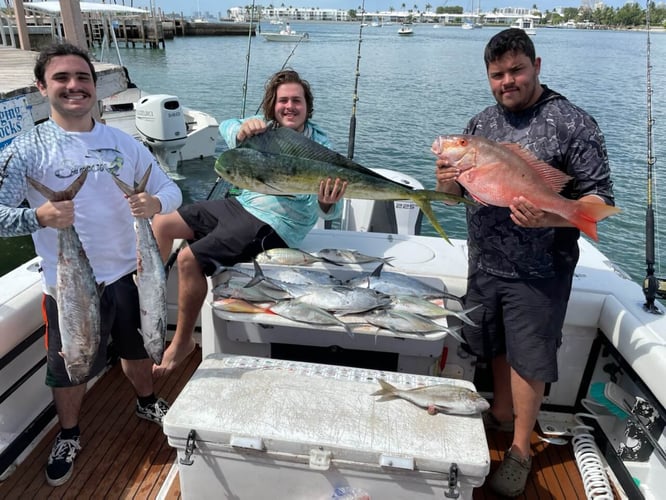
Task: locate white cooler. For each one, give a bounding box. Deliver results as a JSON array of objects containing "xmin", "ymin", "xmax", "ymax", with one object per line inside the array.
[{"xmin": 163, "ymin": 354, "xmax": 490, "ymax": 499}]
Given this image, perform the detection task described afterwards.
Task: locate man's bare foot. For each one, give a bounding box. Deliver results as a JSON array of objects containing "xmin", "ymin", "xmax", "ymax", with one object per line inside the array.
[{"xmin": 153, "ymin": 337, "xmax": 196, "ymax": 378}]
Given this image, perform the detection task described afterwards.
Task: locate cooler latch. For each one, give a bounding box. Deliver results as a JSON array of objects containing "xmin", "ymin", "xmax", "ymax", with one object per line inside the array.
[
  {"xmin": 309, "ymin": 448, "xmax": 332, "ymax": 470},
  {"xmin": 444, "ymin": 462, "xmax": 460, "ymax": 499},
  {"xmin": 180, "ymin": 429, "xmax": 197, "ymax": 466}
]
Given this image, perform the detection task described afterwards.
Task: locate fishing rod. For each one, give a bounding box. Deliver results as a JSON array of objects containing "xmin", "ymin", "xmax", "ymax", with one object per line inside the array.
[
  {"xmin": 642, "ymin": 0, "xmax": 663, "ymax": 313},
  {"xmin": 347, "ymin": 0, "xmax": 366, "ymax": 160},
  {"xmin": 240, "ymin": 0, "xmax": 258, "ymax": 118}
]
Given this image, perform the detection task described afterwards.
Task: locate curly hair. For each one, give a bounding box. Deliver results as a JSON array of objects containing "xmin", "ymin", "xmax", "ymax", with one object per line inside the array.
[
  {"xmin": 261, "ymin": 69, "xmax": 314, "ymax": 121},
  {"xmin": 34, "ymin": 42, "xmax": 97, "ymax": 86}
]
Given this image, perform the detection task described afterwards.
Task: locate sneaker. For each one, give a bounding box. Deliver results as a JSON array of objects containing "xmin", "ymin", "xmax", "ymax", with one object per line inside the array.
[
  {"xmin": 136, "ymin": 397, "xmax": 169, "ymax": 425},
  {"xmin": 482, "ymin": 410, "xmax": 515, "ymax": 433},
  {"xmin": 488, "ymin": 448, "xmax": 532, "ymax": 497},
  {"xmin": 45, "ymin": 432, "xmax": 81, "ymax": 487}
]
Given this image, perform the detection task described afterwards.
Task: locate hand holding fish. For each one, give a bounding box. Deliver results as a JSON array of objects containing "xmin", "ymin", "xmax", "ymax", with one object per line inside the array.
[
  {"xmin": 35, "ymin": 199, "xmax": 75, "ymax": 229},
  {"xmin": 318, "ymin": 177, "xmax": 348, "ymax": 211},
  {"xmin": 126, "ymin": 191, "xmax": 162, "ymax": 219},
  {"xmin": 434, "ymin": 161, "xmax": 463, "ymax": 201},
  {"xmin": 509, "ymin": 196, "xmax": 547, "ymax": 228},
  {"xmin": 236, "ymin": 118, "xmax": 268, "ymax": 143}
]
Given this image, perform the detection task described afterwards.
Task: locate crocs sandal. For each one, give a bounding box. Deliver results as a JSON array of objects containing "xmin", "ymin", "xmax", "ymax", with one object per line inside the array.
[
  {"xmin": 482, "ymin": 410, "xmax": 514, "ymax": 433},
  {"xmin": 488, "ymin": 448, "xmax": 532, "ymax": 497}
]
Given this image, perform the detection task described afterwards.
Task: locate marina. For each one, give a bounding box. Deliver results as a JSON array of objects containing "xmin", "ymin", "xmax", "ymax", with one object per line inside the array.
[{"xmin": 1, "ymin": 10, "xmax": 666, "ymax": 500}]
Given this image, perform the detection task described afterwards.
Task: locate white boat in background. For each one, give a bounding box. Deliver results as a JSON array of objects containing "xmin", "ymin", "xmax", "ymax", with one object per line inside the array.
[
  {"xmin": 101, "ymin": 87, "xmax": 219, "ymax": 176},
  {"xmin": 511, "ymin": 17, "xmax": 537, "ymax": 35},
  {"xmin": 398, "ymin": 24, "xmax": 414, "ymax": 36},
  {"xmin": 261, "ymin": 23, "xmax": 309, "ymax": 42}
]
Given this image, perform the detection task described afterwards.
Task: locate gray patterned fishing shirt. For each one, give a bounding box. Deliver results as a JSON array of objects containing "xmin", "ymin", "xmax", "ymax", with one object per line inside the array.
[{"xmin": 463, "ymin": 86, "xmax": 615, "ymax": 279}]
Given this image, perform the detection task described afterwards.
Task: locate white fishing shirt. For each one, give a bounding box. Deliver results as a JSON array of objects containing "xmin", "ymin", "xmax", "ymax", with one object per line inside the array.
[{"xmin": 0, "ymin": 119, "xmax": 182, "ymax": 290}]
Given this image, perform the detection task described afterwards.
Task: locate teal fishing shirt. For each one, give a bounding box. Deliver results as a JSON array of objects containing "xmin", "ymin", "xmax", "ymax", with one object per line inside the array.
[{"xmin": 218, "ymin": 116, "xmax": 342, "ymax": 247}]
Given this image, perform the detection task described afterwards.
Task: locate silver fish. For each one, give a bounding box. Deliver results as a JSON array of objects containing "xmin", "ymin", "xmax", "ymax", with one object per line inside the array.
[
  {"xmin": 215, "ymin": 127, "xmax": 472, "ymax": 243},
  {"xmin": 372, "ymin": 378, "xmax": 490, "ymax": 415},
  {"xmin": 347, "ymin": 263, "xmax": 463, "ymax": 305},
  {"xmin": 255, "ymin": 247, "xmax": 336, "ymax": 266},
  {"xmin": 111, "ymin": 166, "xmax": 166, "ymax": 365},
  {"xmin": 316, "ymin": 248, "xmax": 394, "ymax": 267},
  {"xmin": 390, "ymin": 295, "xmax": 480, "ymax": 326},
  {"xmin": 269, "ymin": 300, "xmax": 355, "ymax": 337},
  {"xmin": 361, "ymin": 309, "xmax": 466, "ymax": 343},
  {"xmin": 28, "ymin": 171, "xmax": 103, "ymax": 385}
]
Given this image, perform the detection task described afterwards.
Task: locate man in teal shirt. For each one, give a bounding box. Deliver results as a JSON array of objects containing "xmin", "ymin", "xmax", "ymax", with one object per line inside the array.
[{"xmin": 152, "ymin": 69, "xmax": 347, "ymax": 377}]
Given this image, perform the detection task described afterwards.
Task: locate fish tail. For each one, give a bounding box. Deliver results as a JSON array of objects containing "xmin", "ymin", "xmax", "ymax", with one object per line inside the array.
[
  {"xmin": 371, "ymin": 378, "xmax": 398, "ymax": 397},
  {"xmin": 411, "ymin": 194, "xmax": 451, "ymax": 244},
  {"xmin": 27, "ymin": 170, "xmax": 88, "ymax": 202},
  {"xmin": 569, "ymin": 202, "xmax": 621, "ymax": 242}
]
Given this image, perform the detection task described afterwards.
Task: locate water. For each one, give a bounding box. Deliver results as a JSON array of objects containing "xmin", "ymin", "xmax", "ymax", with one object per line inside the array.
[{"xmin": 3, "ymin": 23, "xmax": 666, "ymax": 284}]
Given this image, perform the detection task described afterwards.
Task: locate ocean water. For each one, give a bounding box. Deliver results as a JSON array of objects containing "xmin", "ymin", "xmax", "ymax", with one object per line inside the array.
[{"xmin": 2, "ymin": 23, "xmax": 666, "ymax": 284}]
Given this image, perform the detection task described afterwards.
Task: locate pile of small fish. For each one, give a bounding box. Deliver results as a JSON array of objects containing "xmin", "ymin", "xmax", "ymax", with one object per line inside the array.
[{"xmin": 212, "ymin": 247, "xmax": 478, "ymax": 341}]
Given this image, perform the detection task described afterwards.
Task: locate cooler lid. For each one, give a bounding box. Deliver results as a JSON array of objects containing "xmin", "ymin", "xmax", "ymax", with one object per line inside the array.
[{"xmin": 164, "ymin": 354, "xmax": 490, "ymax": 478}]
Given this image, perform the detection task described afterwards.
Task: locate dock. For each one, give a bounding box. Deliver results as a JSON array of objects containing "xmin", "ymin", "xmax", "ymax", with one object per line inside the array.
[{"xmin": 0, "ymin": 47, "xmax": 126, "ymax": 125}]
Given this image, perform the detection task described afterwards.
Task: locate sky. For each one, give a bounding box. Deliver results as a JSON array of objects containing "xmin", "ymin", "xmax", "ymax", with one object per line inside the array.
[{"xmin": 141, "ymin": 1, "xmax": 635, "ymax": 17}]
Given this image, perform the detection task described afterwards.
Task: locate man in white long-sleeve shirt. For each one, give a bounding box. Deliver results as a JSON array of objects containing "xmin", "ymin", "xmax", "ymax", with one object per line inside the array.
[{"xmin": 0, "ymin": 42, "xmax": 182, "ymax": 487}]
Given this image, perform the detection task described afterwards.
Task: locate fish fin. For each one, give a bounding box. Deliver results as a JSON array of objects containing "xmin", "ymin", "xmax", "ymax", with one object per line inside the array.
[
  {"xmin": 501, "ymin": 143, "xmax": 573, "ymax": 193},
  {"xmin": 371, "ymin": 263, "xmax": 384, "ymax": 277},
  {"xmin": 456, "ymin": 304, "xmax": 482, "ymax": 326},
  {"xmin": 411, "ymin": 194, "xmax": 452, "ymax": 244},
  {"xmin": 568, "ymin": 201, "xmax": 621, "ymax": 242},
  {"xmin": 110, "ymin": 172, "xmax": 136, "ymax": 196},
  {"xmin": 96, "ymin": 282, "xmax": 106, "ymax": 298},
  {"xmin": 445, "ymin": 325, "xmax": 467, "ymax": 344}
]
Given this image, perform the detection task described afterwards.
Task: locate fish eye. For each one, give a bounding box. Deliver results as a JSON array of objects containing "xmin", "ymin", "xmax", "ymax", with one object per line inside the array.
[{"xmin": 459, "ymin": 138, "xmax": 468, "ymax": 147}]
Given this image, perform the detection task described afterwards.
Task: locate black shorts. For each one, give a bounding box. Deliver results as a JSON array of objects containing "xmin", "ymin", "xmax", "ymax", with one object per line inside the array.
[
  {"xmin": 462, "ymin": 267, "xmax": 574, "ymax": 383},
  {"xmin": 178, "ymin": 197, "xmax": 287, "ymax": 275},
  {"xmin": 44, "ymin": 273, "xmax": 149, "ymax": 387}
]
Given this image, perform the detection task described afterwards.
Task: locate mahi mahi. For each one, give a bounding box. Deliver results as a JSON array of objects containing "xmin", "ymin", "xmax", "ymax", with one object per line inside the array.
[
  {"xmin": 111, "ymin": 166, "xmax": 167, "ymax": 365},
  {"xmin": 372, "ymin": 378, "xmax": 490, "ymax": 415},
  {"xmin": 215, "ymin": 127, "xmax": 472, "ymax": 243},
  {"xmin": 27, "ymin": 171, "xmax": 103, "ymax": 385}
]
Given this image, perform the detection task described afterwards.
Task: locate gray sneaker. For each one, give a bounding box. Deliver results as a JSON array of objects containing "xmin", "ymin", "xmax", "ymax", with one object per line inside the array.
[
  {"xmin": 136, "ymin": 398, "xmax": 169, "ymax": 426},
  {"xmin": 45, "ymin": 432, "xmax": 81, "ymax": 487}
]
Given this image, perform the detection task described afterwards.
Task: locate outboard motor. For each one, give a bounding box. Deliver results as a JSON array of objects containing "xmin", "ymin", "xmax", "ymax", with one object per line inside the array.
[
  {"xmin": 135, "ymin": 95, "xmax": 187, "ymax": 172},
  {"xmin": 337, "ymin": 168, "xmax": 423, "ymax": 235}
]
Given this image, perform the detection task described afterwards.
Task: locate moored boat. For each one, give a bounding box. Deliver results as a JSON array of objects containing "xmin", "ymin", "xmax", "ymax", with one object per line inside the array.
[{"xmin": 511, "ymin": 17, "xmax": 537, "ymax": 35}]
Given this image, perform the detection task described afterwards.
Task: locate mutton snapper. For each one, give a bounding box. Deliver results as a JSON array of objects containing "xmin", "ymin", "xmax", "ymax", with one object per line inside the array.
[
  {"xmin": 431, "ymin": 134, "xmax": 621, "ymax": 241},
  {"xmin": 215, "ymin": 127, "xmax": 472, "ymax": 243},
  {"xmin": 111, "ymin": 166, "xmax": 166, "ymax": 365},
  {"xmin": 372, "ymin": 378, "xmax": 490, "ymax": 416},
  {"xmin": 27, "ymin": 171, "xmax": 103, "ymax": 385}
]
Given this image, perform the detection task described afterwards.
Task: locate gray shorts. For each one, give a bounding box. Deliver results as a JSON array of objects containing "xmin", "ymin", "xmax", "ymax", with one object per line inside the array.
[
  {"xmin": 462, "ymin": 267, "xmax": 574, "ymax": 383},
  {"xmin": 44, "ymin": 273, "xmax": 149, "ymax": 387}
]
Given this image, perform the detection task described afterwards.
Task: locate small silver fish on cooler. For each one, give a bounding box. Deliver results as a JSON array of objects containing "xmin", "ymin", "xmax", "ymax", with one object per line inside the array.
[{"xmin": 372, "ymin": 378, "xmax": 490, "ymax": 415}]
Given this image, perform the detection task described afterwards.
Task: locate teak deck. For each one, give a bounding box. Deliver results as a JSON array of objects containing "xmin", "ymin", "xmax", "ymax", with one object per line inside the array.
[{"xmin": 0, "ymin": 346, "xmax": 588, "ymax": 499}]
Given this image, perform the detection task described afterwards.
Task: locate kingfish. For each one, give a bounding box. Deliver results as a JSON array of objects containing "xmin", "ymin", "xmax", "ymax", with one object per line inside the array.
[
  {"xmin": 111, "ymin": 166, "xmax": 167, "ymax": 365},
  {"xmin": 372, "ymin": 378, "xmax": 490, "ymax": 415},
  {"xmin": 215, "ymin": 127, "xmax": 472, "ymax": 243},
  {"xmin": 28, "ymin": 171, "xmax": 103, "ymax": 385},
  {"xmin": 431, "ymin": 134, "xmax": 621, "ymax": 241}
]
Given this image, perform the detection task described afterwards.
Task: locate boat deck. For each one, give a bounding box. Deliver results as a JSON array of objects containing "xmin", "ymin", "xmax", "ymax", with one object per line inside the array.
[{"xmin": 0, "ymin": 346, "xmax": 589, "ymax": 499}]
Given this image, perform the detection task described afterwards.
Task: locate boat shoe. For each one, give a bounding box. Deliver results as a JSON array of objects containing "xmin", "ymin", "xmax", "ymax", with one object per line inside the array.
[
  {"xmin": 482, "ymin": 410, "xmax": 515, "ymax": 433},
  {"xmin": 488, "ymin": 448, "xmax": 532, "ymax": 497}
]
